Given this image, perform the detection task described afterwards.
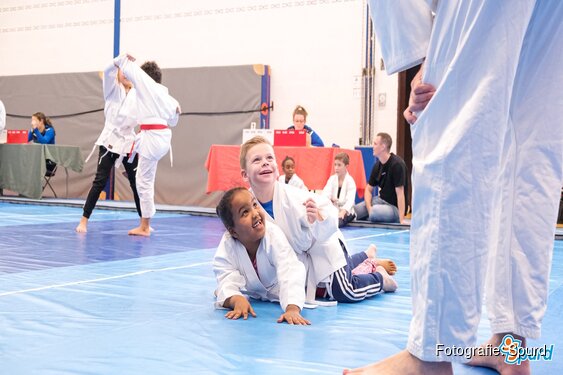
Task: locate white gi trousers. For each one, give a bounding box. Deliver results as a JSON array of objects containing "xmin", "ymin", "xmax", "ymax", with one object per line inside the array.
[
  {"xmin": 403, "ymin": 1, "xmax": 563, "ymax": 362},
  {"xmin": 135, "ymin": 127, "xmax": 171, "ymax": 218}
]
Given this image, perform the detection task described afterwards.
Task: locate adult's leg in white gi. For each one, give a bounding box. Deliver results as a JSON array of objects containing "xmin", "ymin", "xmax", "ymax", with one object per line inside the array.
[
  {"xmin": 407, "ymin": 1, "xmax": 536, "ymax": 363},
  {"xmin": 486, "ymin": 0, "xmax": 563, "ymax": 339}
]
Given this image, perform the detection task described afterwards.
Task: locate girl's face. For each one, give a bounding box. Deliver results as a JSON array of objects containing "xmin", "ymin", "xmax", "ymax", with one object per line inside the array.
[
  {"xmin": 334, "ymin": 160, "xmax": 347, "ymax": 177},
  {"xmin": 293, "ymin": 114, "xmax": 306, "ymax": 130},
  {"xmin": 282, "ymin": 159, "xmax": 295, "ymax": 179},
  {"xmin": 31, "ymin": 116, "xmax": 44, "ymax": 131},
  {"xmin": 229, "ymin": 189, "xmax": 266, "ymax": 247}
]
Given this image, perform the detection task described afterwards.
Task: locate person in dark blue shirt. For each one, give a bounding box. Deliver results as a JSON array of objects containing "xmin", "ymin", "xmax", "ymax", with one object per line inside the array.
[
  {"xmin": 287, "ymin": 105, "xmax": 324, "ymax": 147},
  {"xmin": 28, "ymin": 112, "xmax": 56, "ymax": 144}
]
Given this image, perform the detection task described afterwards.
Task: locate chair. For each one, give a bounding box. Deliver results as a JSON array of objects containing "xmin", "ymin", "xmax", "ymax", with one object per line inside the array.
[{"xmin": 42, "ymin": 159, "xmax": 58, "ymax": 198}]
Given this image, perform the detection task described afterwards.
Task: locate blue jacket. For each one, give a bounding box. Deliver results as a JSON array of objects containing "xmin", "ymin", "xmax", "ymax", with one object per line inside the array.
[{"xmin": 28, "ymin": 124, "xmax": 56, "ymax": 144}]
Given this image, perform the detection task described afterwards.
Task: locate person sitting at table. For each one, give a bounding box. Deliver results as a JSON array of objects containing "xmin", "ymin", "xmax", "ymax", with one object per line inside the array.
[
  {"xmin": 28, "ymin": 112, "xmax": 57, "ymax": 175},
  {"xmin": 287, "ymin": 105, "xmax": 324, "ymax": 147},
  {"xmin": 278, "ymin": 155, "xmax": 308, "ymax": 190},
  {"xmin": 322, "ymin": 152, "xmax": 357, "ymax": 228},
  {"xmin": 28, "ymin": 112, "xmax": 56, "ymax": 144}
]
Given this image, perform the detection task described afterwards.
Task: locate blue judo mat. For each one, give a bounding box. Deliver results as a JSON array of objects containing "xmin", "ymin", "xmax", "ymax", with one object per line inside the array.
[{"xmin": 0, "ymin": 202, "xmax": 561, "ymax": 374}]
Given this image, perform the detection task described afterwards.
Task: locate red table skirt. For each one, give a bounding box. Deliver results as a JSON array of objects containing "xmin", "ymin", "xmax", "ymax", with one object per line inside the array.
[{"xmin": 205, "ymin": 145, "xmax": 366, "ymax": 198}]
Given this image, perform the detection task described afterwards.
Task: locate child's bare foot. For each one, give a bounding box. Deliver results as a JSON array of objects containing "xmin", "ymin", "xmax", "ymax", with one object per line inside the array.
[
  {"xmin": 467, "ymin": 333, "xmax": 530, "ymax": 375},
  {"xmin": 128, "ymin": 226, "xmax": 151, "ymax": 236},
  {"xmin": 75, "ymin": 217, "xmax": 88, "ymax": 233},
  {"xmin": 376, "ymin": 266, "xmax": 398, "ymax": 292},
  {"xmin": 377, "ymin": 259, "xmax": 397, "ymax": 275},
  {"xmin": 343, "ymin": 350, "xmax": 452, "ymax": 375},
  {"xmin": 365, "ymin": 244, "xmax": 377, "ymax": 259}
]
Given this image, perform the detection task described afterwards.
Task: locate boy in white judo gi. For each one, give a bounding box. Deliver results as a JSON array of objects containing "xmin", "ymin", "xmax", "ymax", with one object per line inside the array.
[
  {"xmin": 113, "ymin": 53, "xmax": 181, "ymax": 236},
  {"xmin": 76, "ymin": 60, "xmax": 140, "ymax": 233},
  {"xmin": 345, "ymin": 1, "xmax": 563, "ymax": 374},
  {"xmin": 240, "ymin": 136, "xmax": 398, "ymax": 305},
  {"xmin": 214, "ymin": 187, "xmax": 310, "ymax": 325},
  {"xmin": 322, "ymin": 152, "xmax": 357, "ymax": 227}
]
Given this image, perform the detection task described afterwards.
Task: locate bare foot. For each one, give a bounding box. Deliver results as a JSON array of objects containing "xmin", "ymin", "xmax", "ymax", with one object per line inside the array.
[
  {"xmin": 365, "ymin": 244, "xmax": 377, "ymax": 259},
  {"xmin": 467, "ymin": 333, "xmax": 530, "ymax": 375},
  {"xmin": 343, "ymin": 350, "xmax": 452, "ymax": 375},
  {"xmin": 75, "ymin": 217, "xmax": 88, "ymax": 233},
  {"xmin": 377, "ymin": 259, "xmax": 397, "ymax": 275},
  {"xmin": 376, "ymin": 266, "xmax": 398, "ymax": 292},
  {"xmin": 128, "ymin": 226, "xmax": 151, "ymax": 236}
]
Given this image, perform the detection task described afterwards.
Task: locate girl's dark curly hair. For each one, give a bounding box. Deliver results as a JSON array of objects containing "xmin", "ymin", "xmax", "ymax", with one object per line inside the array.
[
  {"xmin": 216, "ymin": 187, "xmax": 248, "ymax": 230},
  {"xmin": 140, "ymin": 61, "xmax": 162, "ymax": 83}
]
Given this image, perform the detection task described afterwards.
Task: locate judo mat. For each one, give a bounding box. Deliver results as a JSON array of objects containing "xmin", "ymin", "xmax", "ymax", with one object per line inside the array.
[{"xmin": 1, "ymin": 201, "xmax": 561, "ymax": 374}]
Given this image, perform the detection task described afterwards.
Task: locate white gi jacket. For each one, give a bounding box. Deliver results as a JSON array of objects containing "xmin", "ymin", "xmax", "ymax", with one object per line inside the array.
[
  {"xmin": 89, "ymin": 63, "xmax": 137, "ymax": 162},
  {"xmin": 213, "ymin": 222, "xmax": 306, "ymax": 312},
  {"xmin": 259, "ymin": 182, "xmax": 347, "ymax": 304},
  {"xmin": 322, "ymin": 173, "xmax": 357, "ymax": 214},
  {"xmin": 0, "ymin": 100, "xmax": 5, "ymax": 134},
  {"xmin": 114, "ymin": 54, "xmax": 180, "ymax": 161},
  {"xmin": 370, "ymin": 0, "xmax": 563, "ymax": 362},
  {"xmin": 278, "ymin": 174, "xmax": 307, "ymax": 190}
]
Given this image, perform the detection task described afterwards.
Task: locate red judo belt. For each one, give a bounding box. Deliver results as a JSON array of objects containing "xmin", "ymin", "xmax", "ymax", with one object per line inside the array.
[{"xmin": 140, "ymin": 124, "xmax": 168, "ymax": 130}]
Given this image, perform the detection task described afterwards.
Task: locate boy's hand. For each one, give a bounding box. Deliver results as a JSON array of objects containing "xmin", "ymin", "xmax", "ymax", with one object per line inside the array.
[
  {"xmin": 277, "ymin": 304, "xmax": 311, "ymax": 325},
  {"xmin": 304, "ymin": 198, "xmax": 322, "ymax": 224},
  {"xmin": 225, "ymin": 295, "xmax": 256, "ymax": 320}
]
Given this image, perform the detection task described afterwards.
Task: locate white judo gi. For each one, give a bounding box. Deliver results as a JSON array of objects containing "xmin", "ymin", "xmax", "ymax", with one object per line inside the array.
[
  {"xmin": 370, "ymin": 0, "xmax": 563, "ymax": 362},
  {"xmin": 322, "ymin": 173, "xmax": 357, "ymax": 215},
  {"xmin": 0, "ymin": 100, "xmax": 5, "ymax": 134},
  {"xmin": 278, "ymin": 173, "xmax": 308, "ymax": 190},
  {"xmin": 114, "ymin": 55, "xmax": 180, "ymax": 218},
  {"xmin": 213, "ymin": 221, "xmax": 306, "ymax": 312},
  {"xmin": 259, "ymin": 182, "xmax": 352, "ymax": 303},
  {"xmin": 84, "ymin": 62, "xmax": 137, "ymax": 166}
]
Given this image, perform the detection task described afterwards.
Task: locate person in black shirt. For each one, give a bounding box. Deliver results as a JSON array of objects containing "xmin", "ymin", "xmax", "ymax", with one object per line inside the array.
[{"xmin": 354, "ymin": 133, "xmax": 408, "ymax": 224}]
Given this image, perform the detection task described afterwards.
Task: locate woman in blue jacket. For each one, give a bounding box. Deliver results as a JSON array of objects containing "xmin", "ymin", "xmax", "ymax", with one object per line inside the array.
[
  {"xmin": 28, "ymin": 112, "xmax": 56, "ymax": 144},
  {"xmin": 287, "ymin": 105, "xmax": 324, "ymax": 147}
]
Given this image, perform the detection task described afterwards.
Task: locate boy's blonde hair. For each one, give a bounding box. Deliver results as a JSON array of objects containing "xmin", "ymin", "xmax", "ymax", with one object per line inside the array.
[
  {"xmin": 334, "ymin": 152, "xmax": 350, "ymax": 166},
  {"xmin": 239, "ymin": 136, "xmax": 273, "ymax": 169}
]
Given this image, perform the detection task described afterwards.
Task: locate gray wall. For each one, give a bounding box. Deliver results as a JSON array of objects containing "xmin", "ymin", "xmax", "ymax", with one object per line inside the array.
[{"xmin": 0, "ymin": 65, "xmax": 265, "ymax": 207}]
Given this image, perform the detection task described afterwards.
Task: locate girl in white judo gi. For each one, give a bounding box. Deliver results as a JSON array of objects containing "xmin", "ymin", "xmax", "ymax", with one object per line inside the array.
[
  {"xmin": 322, "ymin": 152, "xmax": 357, "ymax": 227},
  {"xmin": 76, "ymin": 60, "xmax": 140, "ymax": 233},
  {"xmin": 345, "ymin": 1, "xmax": 563, "ymax": 374},
  {"xmin": 113, "ymin": 54, "xmax": 181, "ymax": 237},
  {"xmin": 213, "ymin": 187, "xmax": 310, "ymax": 325},
  {"xmin": 278, "ymin": 155, "xmax": 308, "ymax": 190},
  {"xmin": 240, "ymin": 136, "xmax": 398, "ymax": 305}
]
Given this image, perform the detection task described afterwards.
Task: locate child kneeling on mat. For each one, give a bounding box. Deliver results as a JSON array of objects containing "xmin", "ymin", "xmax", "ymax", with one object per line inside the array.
[{"xmin": 213, "ymin": 187, "xmax": 310, "ymax": 325}]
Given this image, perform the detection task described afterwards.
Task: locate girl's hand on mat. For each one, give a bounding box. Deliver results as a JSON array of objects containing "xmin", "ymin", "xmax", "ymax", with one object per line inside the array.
[
  {"xmin": 225, "ymin": 295, "xmax": 256, "ymax": 320},
  {"xmin": 277, "ymin": 305, "xmax": 311, "ymax": 325}
]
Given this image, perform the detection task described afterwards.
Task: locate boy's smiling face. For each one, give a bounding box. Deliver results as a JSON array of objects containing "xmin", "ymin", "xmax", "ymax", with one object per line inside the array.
[
  {"xmin": 229, "ymin": 189, "xmax": 266, "ymax": 246},
  {"xmin": 241, "ymin": 143, "xmax": 279, "ymax": 187}
]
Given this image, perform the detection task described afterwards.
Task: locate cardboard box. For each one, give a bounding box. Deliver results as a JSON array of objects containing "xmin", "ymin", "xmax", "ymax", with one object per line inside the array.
[
  {"xmin": 242, "ymin": 128, "xmax": 274, "ymax": 144},
  {"xmin": 7, "ymin": 130, "xmax": 29, "ymax": 144},
  {"xmin": 274, "ymin": 129, "xmax": 307, "ymax": 146}
]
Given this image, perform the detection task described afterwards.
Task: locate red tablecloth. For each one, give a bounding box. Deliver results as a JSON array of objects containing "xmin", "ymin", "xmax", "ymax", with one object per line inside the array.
[{"xmin": 205, "ymin": 145, "xmax": 366, "ymax": 197}]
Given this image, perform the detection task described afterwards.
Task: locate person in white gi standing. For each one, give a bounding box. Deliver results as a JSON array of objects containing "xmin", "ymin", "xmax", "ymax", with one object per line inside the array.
[
  {"xmin": 76, "ymin": 61, "xmax": 140, "ymax": 233},
  {"xmin": 114, "ymin": 54, "xmax": 181, "ymax": 236},
  {"xmin": 345, "ymin": 1, "xmax": 563, "ymax": 374}
]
